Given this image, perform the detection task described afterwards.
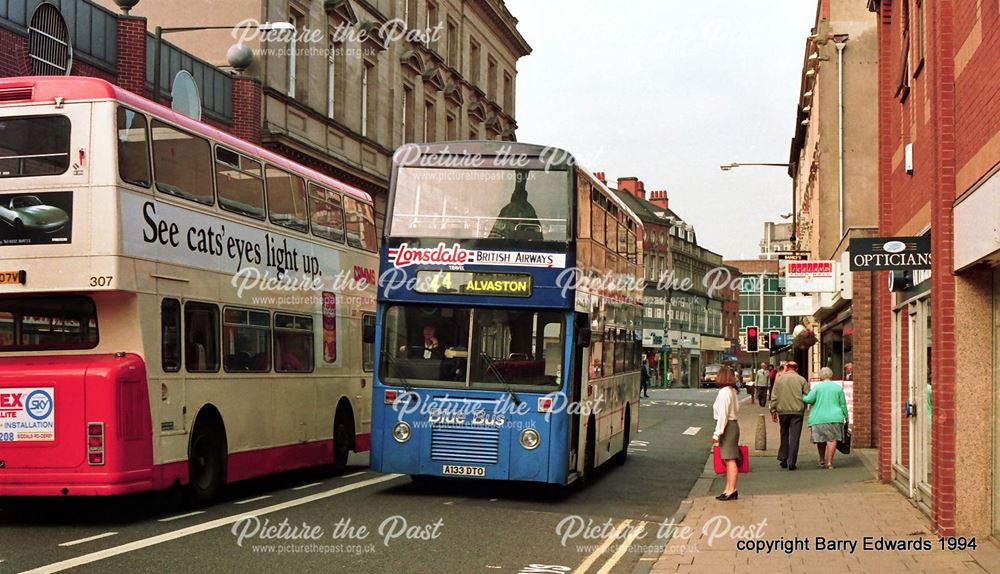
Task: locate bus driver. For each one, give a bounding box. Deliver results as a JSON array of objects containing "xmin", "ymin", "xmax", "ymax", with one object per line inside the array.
[{"xmin": 399, "ymin": 324, "xmax": 445, "ymax": 360}]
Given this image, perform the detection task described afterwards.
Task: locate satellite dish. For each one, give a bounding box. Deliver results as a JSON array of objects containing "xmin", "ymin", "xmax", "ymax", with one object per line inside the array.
[{"xmin": 171, "ymin": 70, "xmax": 202, "ymax": 121}]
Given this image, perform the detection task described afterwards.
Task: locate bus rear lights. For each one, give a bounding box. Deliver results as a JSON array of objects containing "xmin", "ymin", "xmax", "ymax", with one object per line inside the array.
[
  {"xmin": 392, "ymin": 422, "xmax": 411, "ymax": 443},
  {"xmin": 87, "ymin": 422, "xmax": 105, "ymax": 466},
  {"xmin": 537, "ymin": 397, "xmax": 553, "ymax": 413},
  {"xmin": 519, "ymin": 428, "xmax": 541, "ymax": 450},
  {"xmin": 384, "ymin": 390, "xmax": 399, "ymax": 404}
]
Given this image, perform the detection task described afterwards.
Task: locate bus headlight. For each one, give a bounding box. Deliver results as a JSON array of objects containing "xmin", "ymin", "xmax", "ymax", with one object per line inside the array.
[
  {"xmin": 392, "ymin": 422, "xmax": 412, "ymax": 443},
  {"xmin": 519, "ymin": 428, "xmax": 541, "ymax": 450}
]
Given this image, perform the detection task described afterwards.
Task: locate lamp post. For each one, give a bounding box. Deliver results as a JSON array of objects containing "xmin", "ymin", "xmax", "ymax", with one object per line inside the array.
[{"xmin": 152, "ymin": 21, "xmax": 295, "ymax": 103}]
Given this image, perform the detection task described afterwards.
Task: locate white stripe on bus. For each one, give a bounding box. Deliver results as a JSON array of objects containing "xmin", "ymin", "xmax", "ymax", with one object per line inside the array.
[{"xmin": 24, "ymin": 474, "xmax": 402, "ymax": 574}]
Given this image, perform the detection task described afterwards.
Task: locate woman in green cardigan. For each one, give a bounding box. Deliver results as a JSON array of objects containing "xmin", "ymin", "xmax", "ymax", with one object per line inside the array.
[{"xmin": 802, "ymin": 367, "xmax": 849, "ymax": 469}]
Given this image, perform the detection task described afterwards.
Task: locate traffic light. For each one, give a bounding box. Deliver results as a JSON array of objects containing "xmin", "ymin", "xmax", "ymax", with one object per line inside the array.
[
  {"xmin": 746, "ymin": 326, "xmax": 758, "ymax": 352},
  {"xmin": 770, "ymin": 331, "xmax": 780, "ymax": 350}
]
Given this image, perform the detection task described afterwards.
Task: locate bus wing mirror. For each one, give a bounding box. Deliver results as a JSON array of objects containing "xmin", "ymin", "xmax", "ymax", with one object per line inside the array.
[
  {"xmin": 363, "ymin": 323, "xmax": 376, "ymax": 344},
  {"xmin": 577, "ymin": 327, "xmax": 591, "ymax": 347}
]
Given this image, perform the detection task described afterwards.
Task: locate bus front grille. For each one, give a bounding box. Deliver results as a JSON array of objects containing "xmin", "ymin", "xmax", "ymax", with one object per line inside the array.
[{"xmin": 430, "ymin": 425, "xmax": 501, "ymax": 465}]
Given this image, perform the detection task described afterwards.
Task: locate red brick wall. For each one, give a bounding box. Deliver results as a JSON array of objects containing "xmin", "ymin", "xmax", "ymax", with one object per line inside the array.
[
  {"xmin": 232, "ymin": 76, "xmax": 263, "ymax": 145},
  {"xmin": 851, "ymin": 269, "xmax": 875, "ymax": 448},
  {"xmin": 953, "ymin": 1, "xmax": 1000, "ymax": 172},
  {"xmin": 72, "ymin": 61, "xmax": 115, "ymax": 83},
  {"xmin": 116, "ymin": 16, "xmax": 148, "ymax": 98},
  {"xmin": 0, "ymin": 27, "xmax": 29, "ymax": 77}
]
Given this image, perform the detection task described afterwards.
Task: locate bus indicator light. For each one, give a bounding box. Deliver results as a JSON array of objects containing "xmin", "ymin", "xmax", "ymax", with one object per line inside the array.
[
  {"xmin": 537, "ymin": 397, "xmax": 553, "ymax": 413},
  {"xmin": 87, "ymin": 422, "xmax": 104, "ymax": 466},
  {"xmin": 384, "ymin": 390, "xmax": 399, "ymax": 404}
]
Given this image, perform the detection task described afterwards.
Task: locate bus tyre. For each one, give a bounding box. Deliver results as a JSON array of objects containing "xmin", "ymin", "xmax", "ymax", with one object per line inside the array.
[
  {"xmin": 613, "ymin": 410, "xmax": 630, "ymax": 466},
  {"xmin": 188, "ymin": 420, "xmax": 226, "ymax": 505},
  {"xmin": 332, "ymin": 419, "xmax": 352, "ymax": 473}
]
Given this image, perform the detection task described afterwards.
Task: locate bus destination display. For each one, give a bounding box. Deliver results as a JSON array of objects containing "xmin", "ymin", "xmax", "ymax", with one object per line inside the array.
[{"xmin": 414, "ymin": 271, "xmax": 532, "ymax": 297}]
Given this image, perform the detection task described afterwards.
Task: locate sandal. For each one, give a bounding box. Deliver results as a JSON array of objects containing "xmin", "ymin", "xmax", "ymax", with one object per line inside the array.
[{"xmin": 817, "ymin": 461, "xmax": 826, "ymax": 468}]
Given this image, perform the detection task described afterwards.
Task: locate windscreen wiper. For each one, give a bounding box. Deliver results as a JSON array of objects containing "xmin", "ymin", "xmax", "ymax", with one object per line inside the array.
[
  {"xmin": 381, "ymin": 350, "xmax": 413, "ymax": 395},
  {"xmin": 480, "ymin": 352, "xmax": 521, "ymax": 406}
]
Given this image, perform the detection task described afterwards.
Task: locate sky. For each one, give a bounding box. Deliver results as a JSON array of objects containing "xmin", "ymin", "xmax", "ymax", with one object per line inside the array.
[{"xmin": 505, "ymin": 0, "xmax": 817, "ymax": 260}]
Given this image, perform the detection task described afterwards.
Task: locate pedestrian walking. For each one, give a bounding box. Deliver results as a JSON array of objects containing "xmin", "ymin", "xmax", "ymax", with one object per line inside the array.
[
  {"xmin": 803, "ymin": 367, "xmax": 849, "ymax": 469},
  {"xmin": 640, "ymin": 356, "xmax": 651, "ymax": 398},
  {"xmin": 754, "ymin": 362, "xmax": 770, "ymax": 407},
  {"xmin": 712, "ymin": 365, "xmax": 741, "ymax": 501},
  {"xmin": 769, "ymin": 361, "xmax": 809, "ymax": 470}
]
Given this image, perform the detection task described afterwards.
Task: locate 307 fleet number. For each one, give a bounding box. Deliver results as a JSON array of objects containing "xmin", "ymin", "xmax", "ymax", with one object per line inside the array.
[{"xmin": 90, "ymin": 276, "xmax": 113, "ymax": 287}]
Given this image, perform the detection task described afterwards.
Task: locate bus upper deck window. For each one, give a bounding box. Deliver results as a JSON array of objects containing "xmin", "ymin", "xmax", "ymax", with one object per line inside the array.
[
  {"xmin": 216, "ymin": 147, "xmax": 265, "ymax": 219},
  {"xmin": 309, "ymin": 183, "xmax": 346, "ymax": 243},
  {"xmin": 0, "ymin": 116, "xmax": 71, "ymax": 178},
  {"xmin": 151, "ymin": 120, "xmax": 214, "ymax": 205},
  {"xmin": 266, "ymin": 165, "xmax": 308, "ymax": 232},
  {"xmin": 117, "ymin": 107, "xmax": 151, "ymax": 187},
  {"xmin": 345, "ymin": 197, "xmax": 377, "ymax": 252}
]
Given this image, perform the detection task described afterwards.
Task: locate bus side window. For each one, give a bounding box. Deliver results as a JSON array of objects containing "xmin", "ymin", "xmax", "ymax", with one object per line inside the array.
[
  {"xmin": 185, "ymin": 302, "xmax": 220, "ymax": 373},
  {"xmin": 274, "ymin": 313, "xmax": 314, "ymax": 373},
  {"xmin": 309, "ymin": 183, "xmax": 346, "ymax": 243},
  {"xmin": 223, "ymin": 308, "xmax": 271, "ymax": 372},
  {"xmin": 216, "ymin": 147, "xmax": 265, "ymax": 220},
  {"xmin": 345, "ymin": 197, "xmax": 377, "ymax": 252},
  {"xmin": 151, "ymin": 120, "xmax": 214, "ymax": 205},
  {"xmin": 265, "ymin": 165, "xmax": 309, "ymax": 232},
  {"xmin": 362, "ymin": 314, "xmax": 375, "ymax": 372},
  {"xmin": 161, "ymin": 298, "xmax": 181, "ymax": 372},
  {"xmin": 117, "ymin": 107, "xmax": 150, "ymax": 188}
]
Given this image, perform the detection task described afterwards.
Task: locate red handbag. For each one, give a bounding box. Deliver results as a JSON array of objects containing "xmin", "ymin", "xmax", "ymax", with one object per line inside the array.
[{"xmin": 713, "ymin": 445, "xmax": 750, "ymax": 474}]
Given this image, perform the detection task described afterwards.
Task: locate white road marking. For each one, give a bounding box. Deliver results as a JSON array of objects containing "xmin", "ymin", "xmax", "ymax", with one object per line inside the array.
[
  {"xmin": 233, "ymin": 495, "xmax": 272, "ymax": 505},
  {"xmin": 682, "ymin": 427, "xmax": 701, "ymax": 436},
  {"xmin": 629, "ymin": 440, "xmax": 649, "ymax": 447},
  {"xmin": 573, "ymin": 519, "xmax": 632, "ymax": 574},
  {"xmin": 596, "ymin": 520, "xmax": 648, "ymax": 574},
  {"xmin": 25, "ymin": 473, "xmax": 403, "ymax": 574},
  {"xmin": 342, "ymin": 471, "xmax": 366, "ymax": 478},
  {"xmin": 157, "ymin": 511, "xmax": 205, "ymax": 523},
  {"xmin": 291, "ymin": 482, "xmax": 323, "ymax": 491},
  {"xmin": 57, "ymin": 532, "xmax": 118, "ymax": 547}
]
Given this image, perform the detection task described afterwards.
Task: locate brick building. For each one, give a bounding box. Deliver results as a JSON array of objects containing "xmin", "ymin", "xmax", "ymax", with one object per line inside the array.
[
  {"xmin": 786, "ymin": 0, "xmax": 879, "ymax": 449},
  {"xmin": 870, "ymin": 0, "xmax": 1000, "ymax": 536}
]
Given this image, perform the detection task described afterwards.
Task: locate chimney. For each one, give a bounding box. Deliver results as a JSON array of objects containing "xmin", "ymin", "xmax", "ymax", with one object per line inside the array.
[
  {"xmin": 593, "ymin": 172, "xmax": 607, "ymax": 185},
  {"xmin": 616, "ymin": 177, "xmax": 638, "ymax": 197},
  {"xmin": 636, "ymin": 180, "xmax": 645, "ymax": 199},
  {"xmin": 649, "ymin": 190, "xmax": 669, "ymax": 211}
]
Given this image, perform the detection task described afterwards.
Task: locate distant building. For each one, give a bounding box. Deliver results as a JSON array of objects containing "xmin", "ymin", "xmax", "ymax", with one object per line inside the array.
[
  {"xmin": 726, "ymin": 258, "xmax": 786, "ymax": 368},
  {"xmin": 759, "ymin": 221, "xmax": 795, "ymax": 259}
]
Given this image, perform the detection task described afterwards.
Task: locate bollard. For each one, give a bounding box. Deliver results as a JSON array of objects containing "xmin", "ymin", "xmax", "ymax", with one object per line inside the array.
[{"xmin": 755, "ymin": 413, "xmax": 767, "ymax": 451}]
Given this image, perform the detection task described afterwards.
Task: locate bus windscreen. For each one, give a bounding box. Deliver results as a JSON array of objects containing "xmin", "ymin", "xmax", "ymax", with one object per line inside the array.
[{"xmin": 390, "ymin": 168, "xmax": 569, "ymax": 241}]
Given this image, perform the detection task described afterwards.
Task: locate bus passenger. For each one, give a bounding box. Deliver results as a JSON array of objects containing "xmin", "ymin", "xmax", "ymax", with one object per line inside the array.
[{"xmin": 489, "ymin": 170, "xmax": 543, "ymax": 241}]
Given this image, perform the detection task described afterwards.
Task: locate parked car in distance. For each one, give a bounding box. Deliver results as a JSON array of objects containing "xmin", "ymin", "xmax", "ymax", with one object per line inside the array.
[{"xmin": 701, "ymin": 363, "xmax": 722, "ymax": 387}]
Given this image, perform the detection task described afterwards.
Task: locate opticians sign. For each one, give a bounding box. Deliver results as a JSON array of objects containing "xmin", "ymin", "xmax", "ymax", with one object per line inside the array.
[
  {"xmin": 849, "ymin": 236, "xmax": 931, "ymax": 271},
  {"xmin": 784, "ymin": 260, "xmax": 837, "ymax": 293}
]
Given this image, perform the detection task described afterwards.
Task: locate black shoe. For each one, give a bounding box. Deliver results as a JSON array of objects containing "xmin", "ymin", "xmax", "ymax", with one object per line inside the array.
[
  {"xmin": 715, "ymin": 492, "xmax": 728, "ymax": 500},
  {"xmin": 717, "ymin": 491, "xmax": 738, "ymax": 501},
  {"xmin": 788, "ymin": 465, "xmax": 797, "ymax": 471},
  {"xmin": 779, "ymin": 461, "xmax": 787, "ymax": 469}
]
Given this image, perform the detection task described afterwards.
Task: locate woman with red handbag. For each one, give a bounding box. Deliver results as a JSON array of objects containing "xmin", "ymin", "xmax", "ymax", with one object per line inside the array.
[{"xmin": 712, "ymin": 366, "xmax": 741, "ymax": 501}]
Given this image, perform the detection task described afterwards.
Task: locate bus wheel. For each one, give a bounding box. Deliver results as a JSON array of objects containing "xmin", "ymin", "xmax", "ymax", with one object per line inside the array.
[
  {"xmin": 614, "ymin": 410, "xmax": 630, "ymax": 466},
  {"xmin": 188, "ymin": 419, "xmax": 226, "ymax": 505},
  {"xmin": 332, "ymin": 404, "xmax": 355, "ymax": 473}
]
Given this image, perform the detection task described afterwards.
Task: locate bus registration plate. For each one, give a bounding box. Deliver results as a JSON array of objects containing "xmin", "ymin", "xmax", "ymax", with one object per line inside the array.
[
  {"xmin": 0, "ymin": 270, "xmax": 25, "ymax": 285},
  {"xmin": 442, "ymin": 465, "xmax": 486, "ymax": 477}
]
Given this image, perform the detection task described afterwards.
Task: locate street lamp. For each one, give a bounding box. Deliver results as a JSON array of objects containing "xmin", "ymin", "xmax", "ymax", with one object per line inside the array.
[
  {"xmin": 152, "ymin": 21, "xmax": 295, "ymax": 103},
  {"xmin": 720, "ymin": 160, "xmax": 797, "ymax": 248}
]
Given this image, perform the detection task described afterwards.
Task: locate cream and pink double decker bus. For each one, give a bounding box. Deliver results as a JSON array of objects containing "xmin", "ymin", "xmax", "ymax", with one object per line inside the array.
[{"xmin": 0, "ymin": 76, "xmax": 378, "ymax": 502}]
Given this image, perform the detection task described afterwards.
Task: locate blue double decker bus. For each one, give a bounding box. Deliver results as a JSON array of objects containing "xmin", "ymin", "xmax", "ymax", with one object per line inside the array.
[{"xmin": 370, "ymin": 142, "xmax": 643, "ymax": 485}]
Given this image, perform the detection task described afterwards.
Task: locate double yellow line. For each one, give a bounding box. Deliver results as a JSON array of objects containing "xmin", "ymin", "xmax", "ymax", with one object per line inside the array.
[{"xmin": 574, "ymin": 518, "xmax": 649, "ymax": 574}]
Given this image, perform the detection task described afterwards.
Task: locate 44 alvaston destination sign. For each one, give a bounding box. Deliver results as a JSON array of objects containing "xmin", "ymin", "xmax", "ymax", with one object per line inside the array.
[{"xmin": 415, "ymin": 271, "xmax": 532, "ymax": 297}]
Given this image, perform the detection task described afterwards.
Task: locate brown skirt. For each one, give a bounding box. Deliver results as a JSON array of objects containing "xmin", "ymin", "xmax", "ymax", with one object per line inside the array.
[{"xmin": 718, "ymin": 419, "xmax": 740, "ymax": 460}]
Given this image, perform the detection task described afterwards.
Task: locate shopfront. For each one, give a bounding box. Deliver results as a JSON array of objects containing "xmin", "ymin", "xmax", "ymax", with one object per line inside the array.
[{"xmin": 890, "ymin": 274, "xmax": 932, "ymax": 516}]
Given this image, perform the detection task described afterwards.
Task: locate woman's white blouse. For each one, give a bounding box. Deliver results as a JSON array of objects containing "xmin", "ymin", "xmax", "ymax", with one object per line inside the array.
[{"xmin": 712, "ymin": 387, "xmax": 739, "ymax": 440}]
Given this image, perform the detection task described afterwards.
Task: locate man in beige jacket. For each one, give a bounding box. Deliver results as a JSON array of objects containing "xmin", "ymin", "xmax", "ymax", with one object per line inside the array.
[{"xmin": 769, "ymin": 361, "xmax": 810, "ymax": 470}]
